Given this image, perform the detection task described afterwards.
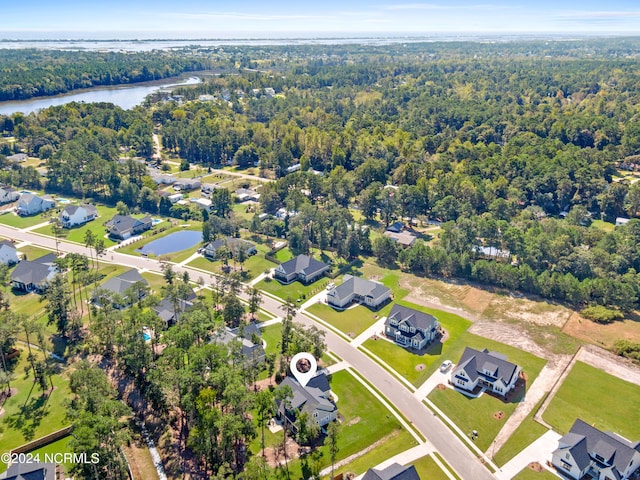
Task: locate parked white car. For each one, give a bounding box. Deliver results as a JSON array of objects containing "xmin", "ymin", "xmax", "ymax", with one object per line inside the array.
[{"xmin": 440, "ymin": 360, "xmax": 453, "ymax": 372}]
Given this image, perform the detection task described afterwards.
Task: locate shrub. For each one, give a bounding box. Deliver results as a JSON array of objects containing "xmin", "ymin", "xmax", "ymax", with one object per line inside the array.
[
  {"xmin": 580, "ymin": 305, "xmax": 624, "ymax": 324},
  {"xmin": 612, "ymin": 340, "xmax": 640, "ymax": 362}
]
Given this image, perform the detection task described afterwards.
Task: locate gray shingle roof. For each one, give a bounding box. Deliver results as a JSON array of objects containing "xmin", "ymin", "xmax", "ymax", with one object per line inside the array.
[
  {"xmin": 10, "ymin": 253, "xmax": 57, "ymax": 286},
  {"xmin": 99, "ymin": 269, "xmax": 148, "ymax": 296},
  {"xmin": 386, "ymin": 304, "xmax": 438, "ymax": 331},
  {"xmin": 454, "ymin": 347, "xmax": 519, "ymax": 386},
  {"xmin": 330, "ymin": 274, "xmax": 391, "ymax": 303},
  {"xmin": 362, "ymin": 463, "xmax": 421, "ymax": 480},
  {"xmin": 278, "ymin": 372, "xmax": 335, "ymax": 418},
  {"xmin": 278, "ymin": 254, "xmax": 328, "ymax": 277}
]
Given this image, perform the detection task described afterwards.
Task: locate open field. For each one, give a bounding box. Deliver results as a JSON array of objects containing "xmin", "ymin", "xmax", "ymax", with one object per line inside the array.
[
  {"xmin": 258, "ymin": 276, "xmax": 331, "ymax": 302},
  {"xmin": 0, "ymin": 347, "xmax": 72, "ymax": 473},
  {"xmin": 562, "ymin": 311, "xmax": 640, "ymax": 347},
  {"xmin": 542, "ymin": 361, "xmax": 640, "ymax": 439}
]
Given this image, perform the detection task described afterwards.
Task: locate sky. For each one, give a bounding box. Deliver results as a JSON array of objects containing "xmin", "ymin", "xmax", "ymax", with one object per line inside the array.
[{"xmin": 2, "ymin": 0, "xmax": 640, "ymax": 38}]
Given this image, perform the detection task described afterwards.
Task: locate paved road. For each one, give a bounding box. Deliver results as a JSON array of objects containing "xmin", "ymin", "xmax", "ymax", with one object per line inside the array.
[{"xmin": 0, "ymin": 225, "xmax": 495, "ymax": 480}]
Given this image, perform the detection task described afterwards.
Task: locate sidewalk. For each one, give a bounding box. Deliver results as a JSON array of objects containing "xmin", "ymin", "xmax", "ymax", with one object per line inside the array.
[
  {"xmin": 299, "ymin": 289, "xmax": 326, "ymax": 310},
  {"xmin": 23, "ymin": 220, "xmax": 51, "ymax": 232},
  {"xmin": 249, "ymin": 268, "xmax": 273, "ymax": 286},
  {"xmin": 177, "ymin": 251, "xmax": 200, "ymax": 267},
  {"xmin": 413, "ymin": 366, "xmax": 454, "ymax": 400},
  {"xmin": 495, "ymin": 430, "xmax": 561, "ymax": 480},
  {"xmin": 351, "ymin": 316, "xmax": 387, "ymax": 347}
]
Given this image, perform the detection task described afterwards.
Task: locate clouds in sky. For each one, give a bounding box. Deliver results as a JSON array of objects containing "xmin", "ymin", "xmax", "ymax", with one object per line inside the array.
[{"xmin": 2, "ymin": 0, "xmax": 640, "ymax": 36}]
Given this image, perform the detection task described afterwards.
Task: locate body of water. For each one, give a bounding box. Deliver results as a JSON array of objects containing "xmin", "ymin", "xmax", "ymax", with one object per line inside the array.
[
  {"xmin": 136, "ymin": 230, "xmax": 202, "ymax": 256},
  {"xmin": 0, "ymin": 76, "xmax": 201, "ymax": 116}
]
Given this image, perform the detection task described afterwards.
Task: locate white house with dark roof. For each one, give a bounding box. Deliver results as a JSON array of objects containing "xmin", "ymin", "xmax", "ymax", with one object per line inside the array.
[
  {"xmin": 451, "ymin": 347, "xmax": 521, "ymax": 397},
  {"xmin": 0, "ymin": 239, "xmax": 19, "ymax": 266},
  {"xmin": 16, "ymin": 193, "xmax": 55, "ymax": 216},
  {"xmin": 384, "ymin": 304, "xmax": 440, "ymax": 350},
  {"xmin": 552, "ymin": 419, "xmax": 640, "ymax": 480},
  {"xmin": 362, "ymin": 463, "xmax": 421, "ymax": 480},
  {"xmin": 10, "ymin": 253, "xmax": 57, "ymax": 292},
  {"xmin": 327, "ymin": 274, "xmax": 391, "ymax": 310},
  {"xmin": 235, "ymin": 188, "xmax": 260, "ymax": 202},
  {"xmin": 59, "ymin": 204, "xmax": 98, "ymax": 228},
  {"xmin": 0, "ymin": 185, "xmax": 19, "ymax": 204},
  {"xmin": 106, "ymin": 214, "xmax": 152, "ymax": 240},
  {"xmin": 276, "ymin": 370, "xmax": 337, "ymax": 431},
  {"xmin": 274, "ymin": 254, "xmax": 329, "ymax": 284},
  {"xmin": 174, "ymin": 178, "xmax": 201, "ymax": 191}
]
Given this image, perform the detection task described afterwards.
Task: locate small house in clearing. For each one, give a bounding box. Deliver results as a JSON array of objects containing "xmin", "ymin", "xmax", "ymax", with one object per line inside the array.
[{"xmin": 16, "ymin": 193, "xmax": 55, "ymax": 216}]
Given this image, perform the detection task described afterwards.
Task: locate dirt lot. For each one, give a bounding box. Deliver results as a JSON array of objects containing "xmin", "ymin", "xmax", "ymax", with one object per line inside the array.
[{"xmin": 563, "ymin": 312, "xmax": 640, "ymax": 347}]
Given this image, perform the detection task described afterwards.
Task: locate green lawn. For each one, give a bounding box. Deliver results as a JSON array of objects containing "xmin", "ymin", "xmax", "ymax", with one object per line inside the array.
[
  {"xmin": 361, "ymin": 300, "xmax": 472, "ymax": 386},
  {"xmin": 0, "ymin": 348, "xmax": 72, "ymax": 473},
  {"xmin": 16, "ymin": 244, "xmax": 53, "ymax": 261},
  {"xmin": 513, "ymin": 467, "xmax": 559, "ymax": 480},
  {"xmin": 261, "ymin": 323, "xmax": 282, "ymax": 356},
  {"xmin": 307, "ymin": 303, "xmax": 382, "ymax": 339},
  {"xmin": 412, "ymin": 454, "xmax": 451, "ymax": 480},
  {"xmin": 26, "ymin": 435, "xmax": 74, "ymax": 473},
  {"xmin": 493, "ymin": 399, "xmax": 548, "ymax": 466},
  {"xmin": 0, "ymin": 211, "xmax": 49, "ymax": 229},
  {"xmin": 542, "ymin": 361, "xmax": 640, "ymax": 439},
  {"xmin": 257, "ymin": 276, "xmax": 331, "ymax": 302},
  {"xmin": 428, "ymin": 341, "xmax": 546, "ymax": 452},
  {"xmin": 274, "ymin": 248, "xmax": 295, "ymax": 263},
  {"xmin": 188, "ymin": 250, "xmax": 274, "ymax": 281}
]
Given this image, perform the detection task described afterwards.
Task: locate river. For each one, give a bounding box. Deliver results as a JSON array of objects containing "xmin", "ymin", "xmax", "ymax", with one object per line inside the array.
[{"xmin": 0, "ymin": 76, "xmax": 202, "ymax": 116}]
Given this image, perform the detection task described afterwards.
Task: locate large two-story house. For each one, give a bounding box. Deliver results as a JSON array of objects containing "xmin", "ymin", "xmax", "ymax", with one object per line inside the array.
[
  {"xmin": 327, "ymin": 275, "xmax": 391, "ymax": 310},
  {"xmin": 0, "ymin": 239, "xmax": 19, "ymax": 266},
  {"xmin": 274, "ymin": 254, "xmax": 329, "ymax": 284},
  {"xmin": 552, "ymin": 419, "xmax": 640, "ymax": 480},
  {"xmin": 16, "ymin": 193, "xmax": 55, "ymax": 216},
  {"xmin": 384, "ymin": 304, "xmax": 440, "ymax": 350},
  {"xmin": 451, "ymin": 347, "xmax": 521, "ymax": 397},
  {"xmin": 276, "ymin": 370, "xmax": 337, "ymax": 432},
  {"xmin": 0, "ymin": 185, "xmax": 19, "ymax": 204},
  {"xmin": 59, "ymin": 204, "xmax": 98, "ymax": 228}
]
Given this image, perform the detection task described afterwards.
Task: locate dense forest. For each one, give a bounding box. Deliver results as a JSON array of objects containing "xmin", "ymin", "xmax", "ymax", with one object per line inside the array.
[
  {"xmin": 2, "ymin": 39, "xmax": 640, "ymax": 312},
  {"xmin": 0, "ymin": 49, "xmax": 215, "ymax": 101}
]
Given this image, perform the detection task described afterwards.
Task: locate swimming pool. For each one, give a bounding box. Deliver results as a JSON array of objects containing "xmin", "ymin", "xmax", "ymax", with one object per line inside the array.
[
  {"xmin": 136, "ymin": 230, "xmax": 202, "ymax": 256},
  {"xmin": 152, "ymin": 218, "xmax": 162, "ymax": 225},
  {"xmin": 143, "ymin": 331, "xmax": 151, "ymax": 341},
  {"xmin": 57, "ymin": 198, "xmax": 71, "ymax": 203}
]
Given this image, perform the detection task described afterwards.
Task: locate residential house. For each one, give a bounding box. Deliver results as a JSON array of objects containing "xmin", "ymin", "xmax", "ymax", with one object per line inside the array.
[
  {"xmin": 275, "ymin": 208, "xmax": 297, "ymax": 219},
  {"xmin": 202, "ymin": 183, "xmax": 223, "ymax": 196},
  {"xmin": 16, "ymin": 193, "xmax": 55, "ymax": 216},
  {"xmin": 4, "ymin": 461, "xmax": 57, "ymax": 480},
  {"xmin": 276, "ymin": 371, "xmax": 337, "ymax": 431},
  {"xmin": 174, "ymin": 178, "xmax": 201, "ymax": 191},
  {"xmin": 384, "ymin": 230, "xmax": 417, "ymax": 248},
  {"xmin": 0, "ymin": 185, "xmax": 19, "ymax": 204},
  {"xmin": 6, "ymin": 153, "xmax": 27, "ymax": 163},
  {"xmin": 0, "ymin": 239, "xmax": 19, "ymax": 266},
  {"xmin": 213, "ymin": 326, "xmax": 265, "ymax": 364},
  {"xmin": 327, "ymin": 274, "xmax": 391, "ymax": 310},
  {"xmin": 473, "ymin": 245, "xmax": 511, "ymax": 260},
  {"xmin": 59, "ymin": 204, "xmax": 98, "ymax": 228},
  {"xmin": 106, "ymin": 214, "xmax": 152, "ymax": 240},
  {"xmin": 386, "ymin": 221, "xmax": 405, "ymax": 233},
  {"xmin": 552, "ymin": 419, "xmax": 640, "ymax": 480},
  {"xmin": 362, "ymin": 463, "xmax": 421, "ymax": 480},
  {"xmin": 149, "ymin": 170, "xmax": 176, "ymax": 185},
  {"xmin": 286, "ymin": 163, "xmax": 301, "ymax": 174},
  {"xmin": 203, "ymin": 237, "xmax": 257, "ymax": 259},
  {"xmin": 93, "ymin": 269, "xmax": 149, "ymax": 308},
  {"xmin": 235, "ymin": 188, "xmax": 261, "ymax": 202},
  {"xmin": 274, "ymin": 254, "xmax": 329, "ymax": 284},
  {"xmin": 384, "ymin": 304, "xmax": 440, "ymax": 350},
  {"xmin": 168, "ymin": 193, "xmax": 183, "ymax": 204},
  {"xmin": 451, "ymin": 347, "xmax": 522, "ymax": 397},
  {"xmin": 190, "ymin": 197, "xmax": 213, "ymax": 212},
  {"xmin": 616, "ymin": 217, "xmax": 631, "ymax": 226},
  {"xmin": 264, "ymin": 87, "xmax": 276, "ymax": 97},
  {"xmin": 153, "ymin": 288, "xmax": 197, "ymax": 327},
  {"xmin": 10, "ymin": 253, "xmax": 57, "ymax": 292}
]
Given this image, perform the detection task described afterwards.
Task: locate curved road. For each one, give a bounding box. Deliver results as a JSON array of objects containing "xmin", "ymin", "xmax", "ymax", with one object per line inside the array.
[{"xmin": 0, "ymin": 225, "xmax": 495, "ymax": 480}]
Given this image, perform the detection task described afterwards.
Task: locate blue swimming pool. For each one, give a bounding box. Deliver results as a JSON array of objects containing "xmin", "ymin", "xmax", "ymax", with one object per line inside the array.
[
  {"xmin": 143, "ymin": 332, "xmax": 151, "ymax": 341},
  {"xmin": 136, "ymin": 230, "xmax": 202, "ymax": 256}
]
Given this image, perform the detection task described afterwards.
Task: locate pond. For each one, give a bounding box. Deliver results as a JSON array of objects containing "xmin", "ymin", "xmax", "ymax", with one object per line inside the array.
[{"xmin": 136, "ymin": 230, "xmax": 202, "ymax": 256}]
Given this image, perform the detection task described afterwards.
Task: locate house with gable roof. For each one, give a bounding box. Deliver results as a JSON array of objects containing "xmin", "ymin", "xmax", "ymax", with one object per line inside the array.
[
  {"xmin": 552, "ymin": 419, "xmax": 640, "ymax": 480},
  {"xmin": 106, "ymin": 214, "xmax": 152, "ymax": 240},
  {"xmin": 327, "ymin": 274, "xmax": 391, "ymax": 310},
  {"xmin": 384, "ymin": 304, "xmax": 440, "ymax": 350},
  {"xmin": 0, "ymin": 185, "xmax": 19, "ymax": 204},
  {"xmin": 276, "ymin": 370, "xmax": 337, "ymax": 431},
  {"xmin": 274, "ymin": 254, "xmax": 329, "ymax": 284},
  {"xmin": 59, "ymin": 203, "xmax": 98, "ymax": 228},
  {"xmin": 0, "ymin": 239, "xmax": 19, "ymax": 266},
  {"xmin": 10, "ymin": 253, "xmax": 57, "ymax": 292},
  {"xmin": 16, "ymin": 193, "xmax": 55, "ymax": 216},
  {"xmin": 92, "ymin": 269, "xmax": 149, "ymax": 308},
  {"xmin": 451, "ymin": 347, "xmax": 521, "ymax": 397}
]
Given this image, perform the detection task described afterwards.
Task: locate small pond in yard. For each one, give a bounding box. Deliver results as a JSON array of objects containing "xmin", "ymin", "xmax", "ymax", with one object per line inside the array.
[{"xmin": 136, "ymin": 230, "xmax": 202, "ymax": 256}]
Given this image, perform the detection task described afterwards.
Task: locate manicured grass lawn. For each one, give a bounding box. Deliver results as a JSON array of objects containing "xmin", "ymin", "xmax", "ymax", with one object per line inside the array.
[
  {"xmin": 261, "ymin": 323, "xmax": 282, "ymax": 356},
  {"xmin": 188, "ymin": 249, "xmax": 274, "ymax": 281},
  {"xmin": 361, "ymin": 300, "xmax": 472, "ymax": 386},
  {"xmin": 542, "ymin": 361, "xmax": 640, "ymax": 439},
  {"xmin": 513, "ymin": 467, "xmax": 559, "ymax": 480},
  {"xmin": 591, "ymin": 219, "xmax": 615, "ymax": 232},
  {"xmin": 33, "ymin": 204, "xmax": 119, "ymax": 247},
  {"xmin": 0, "ymin": 211, "xmax": 49, "ymax": 229},
  {"xmin": 0, "ymin": 347, "xmax": 72, "ymax": 473},
  {"xmin": 274, "ymin": 248, "xmax": 294, "ymax": 263},
  {"xmin": 412, "ymin": 454, "xmax": 451, "ymax": 480},
  {"xmin": 141, "ymin": 271, "xmax": 168, "ymax": 293},
  {"xmin": 16, "ymin": 244, "xmax": 53, "ymax": 260},
  {"xmin": 258, "ymin": 277, "xmax": 331, "ymax": 302},
  {"xmin": 27, "ymin": 435, "xmax": 74, "ymax": 473},
  {"xmin": 428, "ymin": 340, "xmax": 546, "ymax": 451},
  {"xmin": 306, "ymin": 303, "xmax": 382, "ymax": 339},
  {"xmin": 493, "ymin": 400, "xmax": 548, "ymax": 466}
]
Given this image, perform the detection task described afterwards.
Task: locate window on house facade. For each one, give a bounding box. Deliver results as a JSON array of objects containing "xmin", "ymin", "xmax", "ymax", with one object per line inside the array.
[{"xmin": 560, "ymin": 460, "xmax": 572, "ymax": 471}]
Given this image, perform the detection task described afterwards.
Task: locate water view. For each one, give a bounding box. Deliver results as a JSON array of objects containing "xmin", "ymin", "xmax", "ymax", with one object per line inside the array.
[
  {"xmin": 136, "ymin": 230, "xmax": 202, "ymax": 256},
  {"xmin": 0, "ymin": 76, "xmax": 201, "ymax": 116}
]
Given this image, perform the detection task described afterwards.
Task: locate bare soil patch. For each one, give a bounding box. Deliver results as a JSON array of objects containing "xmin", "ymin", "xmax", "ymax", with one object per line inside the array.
[
  {"xmin": 264, "ymin": 437, "xmax": 301, "ymax": 468},
  {"xmin": 484, "ymin": 295, "xmax": 571, "ymax": 327},
  {"xmin": 493, "ymin": 410, "xmax": 505, "ymax": 420},
  {"xmin": 0, "ymin": 407, "xmax": 4, "ymax": 417},
  {"xmin": 462, "ymin": 287, "xmax": 493, "ymax": 313},
  {"xmin": 563, "ymin": 311, "xmax": 640, "ymax": 348},
  {"xmin": 347, "ymin": 416, "xmax": 361, "ymax": 426},
  {"xmin": 436, "ymin": 383, "xmax": 447, "ymax": 390},
  {"xmin": 469, "ymin": 321, "xmax": 553, "ymax": 360},
  {"xmin": 527, "ymin": 462, "xmax": 545, "ymax": 472},
  {"xmin": 415, "ymin": 364, "xmax": 425, "ymax": 371}
]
